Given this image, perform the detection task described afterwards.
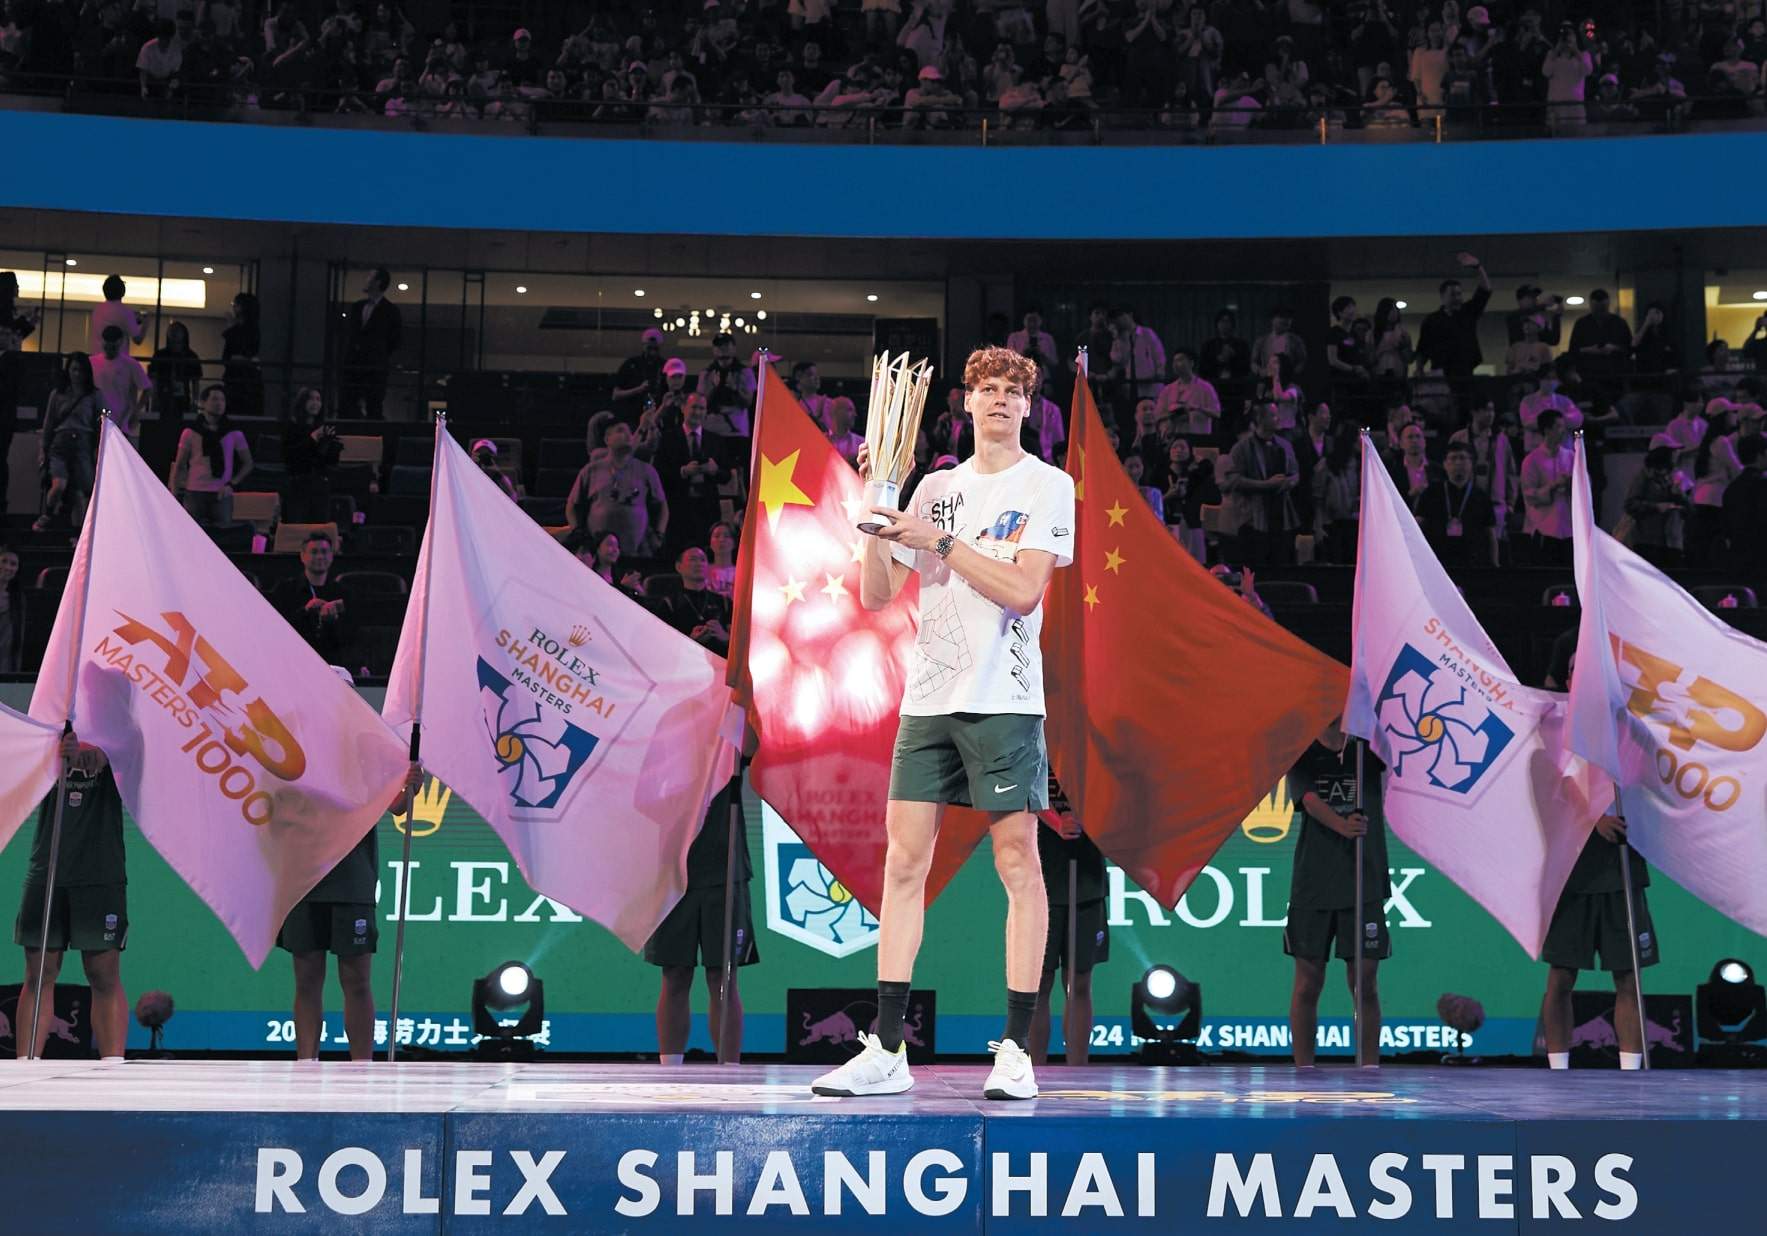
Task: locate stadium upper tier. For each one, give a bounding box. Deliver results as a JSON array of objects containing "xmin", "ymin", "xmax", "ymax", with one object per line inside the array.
[{"xmin": 4, "ymin": 107, "xmax": 1767, "ymax": 240}]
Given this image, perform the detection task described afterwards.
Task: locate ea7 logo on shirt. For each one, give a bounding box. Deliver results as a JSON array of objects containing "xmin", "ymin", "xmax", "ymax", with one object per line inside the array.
[{"xmin": 1376, "ymin": 644, "xmax": 1515, "ymax": 798}]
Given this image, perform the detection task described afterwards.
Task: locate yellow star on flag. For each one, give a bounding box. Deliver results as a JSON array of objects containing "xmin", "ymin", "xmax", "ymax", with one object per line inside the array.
[
  {"xmin": 1105, "ymin": 501, "xmax": 1127, "ymax": 527},
  {"xmin": 758, "ymin": 450, "xmax": 816, "ymax": 530},
  {"xmin": 1104, "ymin": 547, "xmax": 1125, "ymax": 574},
  {"xmin": 1083, "ymin": 584, "xmax": 1101, "ymax": 610},
  {"xmin": 779, "ymin": 577, "xmax": 807, "ymax": 605},
  {"xmin": 821, "ymin": 573, "xmax": 848, "ymax": 602}
]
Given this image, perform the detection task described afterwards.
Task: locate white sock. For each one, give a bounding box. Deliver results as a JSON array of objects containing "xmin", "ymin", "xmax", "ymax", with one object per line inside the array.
[
  {"xmin": 659, "ymin": 1053, "xmax": 684, "ymax": 1066},
  {"xmin": 99, "ymin": 1055, "xmax": 125, "ymax": 1062},
  {"xmin": 1619, "ymin": 1051, "xmax": 1643, "ymax": 1071},
  {"xmin": 1547, "ymin": 1052, "xmax": 1570, "ymax": 1070}
]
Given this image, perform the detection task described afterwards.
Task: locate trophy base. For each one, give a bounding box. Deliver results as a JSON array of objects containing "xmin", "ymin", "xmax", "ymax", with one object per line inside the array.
[{"xmin": 856, "ymin": 479, "xmax": 901, "ymax": 535}]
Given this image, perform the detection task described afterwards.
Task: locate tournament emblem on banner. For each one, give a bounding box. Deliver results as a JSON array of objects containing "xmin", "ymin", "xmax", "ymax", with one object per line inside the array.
[
  {"xmin": 761, "ymin": 803, "xmax": 879, "ymax": 959},
  {"xmin": 1374, "ymin": 643, "xmax": 1519, "ymax": 799}
]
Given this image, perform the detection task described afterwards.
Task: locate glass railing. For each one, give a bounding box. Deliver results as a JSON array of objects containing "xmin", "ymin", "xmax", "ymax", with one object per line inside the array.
[{"xmin": 2, "ymin": 72, "xmax": 1760, "ymax": 146}]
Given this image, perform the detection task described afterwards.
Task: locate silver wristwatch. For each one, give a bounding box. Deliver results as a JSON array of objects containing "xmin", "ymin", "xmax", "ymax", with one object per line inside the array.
[{"xmin": 934, "ymin": 534, "xmax": 955, "ymax": 559}]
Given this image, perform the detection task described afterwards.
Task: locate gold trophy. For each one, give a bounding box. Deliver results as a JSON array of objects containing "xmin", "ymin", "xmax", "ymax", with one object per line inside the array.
[{"xmin": 856, "ymin": 350, "xmax": 934, "ymax": 534}]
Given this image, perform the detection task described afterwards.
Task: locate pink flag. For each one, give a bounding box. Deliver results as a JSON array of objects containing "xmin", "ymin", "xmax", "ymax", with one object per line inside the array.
[
  {"xmin": 31, "ymin": 422, "xmax": 411, "ymax": 967},
  {"xmin": 0, "ymin": 699, "xmax": 62, "ymax": 854}
]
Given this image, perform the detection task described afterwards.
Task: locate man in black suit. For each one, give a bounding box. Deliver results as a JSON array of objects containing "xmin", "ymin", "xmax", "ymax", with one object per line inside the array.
[
  {"xmin": 338, "ymin": 267, "xmax": 402, "ymax": 420},
  {"xmin": 1415, "ymin": 441, "xmax": 1497, "ymax": 568},
  {"xmin": 1288, "ymin": 400, "xmax": 1331, "ymax": 547},
  {"xmin": 655, "ymin": 392, "xmax": 728, "ymax": 556}
]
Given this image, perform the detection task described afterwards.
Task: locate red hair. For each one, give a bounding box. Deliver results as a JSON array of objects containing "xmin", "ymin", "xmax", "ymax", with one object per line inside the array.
[{"xmin": 963, "ymin": 345, "xmax": 1038, "ymax": 399}]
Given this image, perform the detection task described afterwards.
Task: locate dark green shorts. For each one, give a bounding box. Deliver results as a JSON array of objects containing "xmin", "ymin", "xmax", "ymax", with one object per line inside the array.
[
  {"xmin": 1045, "ymin": 899, "xmax": 1110, "ymax": 974},
  {"xmin": 277, "ymin": 901, "xmax": 378, "ymax": 957},
  {"xmin": 1284, "ymin": 904, "xmax": 1391, "ymax": 963},
  {"xmin": 643, "ymin": 883, "xmax": 760, "ymax": 970},
  {"xmin": 1542, "ymin": 890, "xmax": 1660, "ymax": 973},
  {"xmin": 889, "ymin": 712, "xmax": 1050, "ymax": 813},
  {"xmin": 14, "ymin": 883, "xmax": 128, "ymax": 953}
]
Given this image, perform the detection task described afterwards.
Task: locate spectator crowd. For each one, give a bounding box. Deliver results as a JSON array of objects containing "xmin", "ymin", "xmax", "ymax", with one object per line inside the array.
[{"xmin": 2, "ymin": 0, "xmax": 1766, "ymax": 132}]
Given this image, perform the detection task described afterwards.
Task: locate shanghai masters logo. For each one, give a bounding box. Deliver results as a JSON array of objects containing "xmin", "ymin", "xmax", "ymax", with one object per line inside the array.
[
  {"xmin": 761, "ymin": 805, "xmax": 878, "ymax": 959},
  {"xmin": 1376, "ymin": 644, "xmax": 1515, "ymax": 796},
  {"xmin": 477, "ymin": 657, "xmax": 599, "ymax": 810}
]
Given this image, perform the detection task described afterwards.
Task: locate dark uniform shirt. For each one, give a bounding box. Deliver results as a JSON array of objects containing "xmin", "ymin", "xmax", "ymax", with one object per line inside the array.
[
  {"xmin": 1286, "ymin": 742, "xmax": 1390, "ymax": 911},
  {"xmin": 26, "ymin": 763, "xmax": 126, "ymax": 888},
  {"xmin": 273, "ymin": 574, "xmax": 352, "ymax": 663},
  {"xmin": 1037, "ymin": 821, "xmax": 1106, "ymax": 906},
  {"xmin": 1559, "ymin": 831, "xmax": 1650, "ymax": 896},
  {"xmin": 684, "ymin": 777, "xmax": 751, "ymax": 888},
  {"xmin": 305, "ymin": 827, "xmax": 377, "ymax": 904}
]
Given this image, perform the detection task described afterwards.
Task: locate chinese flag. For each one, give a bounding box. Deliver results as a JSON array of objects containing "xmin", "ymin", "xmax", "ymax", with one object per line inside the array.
[
  {"xmin": 728, "ymin": 366, "xmax": 991, "ymax": 915},
  {"xmin": 1043, "ymin": 376, "xmax": 1349, "ymax": 907}
]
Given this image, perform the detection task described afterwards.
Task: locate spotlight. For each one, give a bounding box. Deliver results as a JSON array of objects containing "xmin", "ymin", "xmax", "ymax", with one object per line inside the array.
[
  {"xmin": 516, "ymin": 285, "xmax": 528, "ymax": 294},
  {"xmin": 866, "ymin": 294, "xmax": 879, "ymax": 302},
  {"xmin": 1753, "ymin": 292, "xmax": 1767, "ymax": 302},
  {"xmin": 1131, "ymin": 965, "xmax": 1202, "ymax": 1064},
  {"xmin": 472, "ymin": 961, "xmax": 545, "ymax": 1059},
  {"xmin": 653, "ymin": 307, "xmax": 663, "ymax": 318},
  {"xmin": 1566, "ymin": 295, "xmax": 1586, "ymax": 306},
  {"xmin": 1697, "ymin": 958, "xmax": 1766, "ymax": 1053},
  {"xmin": 634, "ymin": 288, "xmax": 646, "ymax": 297},
  {"xmin": 750, "ymin": 291, "xmax": 763, "ymax": 300},
  {"xmin": 64, "ymin": 258, "xmax": 77, "ymax": 267},
  {"xmin": 396, "ymin": 281, "xmax": 408, "ymax": 291},
  {"xmin": 756, "ymin": 310, "xmax": 767, "ymax": 321},
  {"xmin": 1395, "ymin": 300, "xmax": 1408, "ymax": 310},
  {"xmin": 202, "ymin": 266, "xmax": 216, "ymax": 276}
]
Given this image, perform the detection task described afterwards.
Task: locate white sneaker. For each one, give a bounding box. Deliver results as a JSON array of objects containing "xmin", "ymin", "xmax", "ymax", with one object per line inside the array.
[
  {"xmin": 810, "ymin": 1032, "xmax": 913, "ymax": 1097},
  {"xmin": 984, "ymin": 1038, "xmax": 1038, "ymax": 1100}
]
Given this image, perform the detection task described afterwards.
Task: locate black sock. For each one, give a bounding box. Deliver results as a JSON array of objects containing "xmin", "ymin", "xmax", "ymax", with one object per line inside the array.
[
  {"xmin": 1003, "ymin": 988, "xmax": 1038, "ymax": 1047},
  {"xmin": 875, "ymin": 981, "xmax": 912, "ymax": 1052}
]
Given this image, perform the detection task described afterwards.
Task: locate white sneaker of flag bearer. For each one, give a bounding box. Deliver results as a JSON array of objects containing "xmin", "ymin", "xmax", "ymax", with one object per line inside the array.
[
  {"xmin": 30, "ymin": 418, "xmax": 413, "ymax": 985},
  {"xmin": 855, "ymin": 350, "xmax": 933, "ymax": 534}
]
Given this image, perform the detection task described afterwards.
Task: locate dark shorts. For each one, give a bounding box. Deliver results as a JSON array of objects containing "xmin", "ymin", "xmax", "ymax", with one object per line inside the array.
[
  {"xmin": 1045, "ymin": 899, "xmax": 1110, "ymax": 974},
  {"xmin": 643, "ymin": 882, "xmax": 760, "ymax": 970},
  {"xmin": 889, "ymin": 712, "xmax": 1050, "ymax": 813},
  {"xmin": 277, "ymin": 901, "xmax": 378, "ymax": 957},
  {"xmin": 14, "ymin": 883, "xmax": 128, "ymax": 953},
  {"xmin": 1542, "ymin": 890, "xmax": 1660, "ymax": 973},
  {"xmin": 1284, "ymin": 904, "xmax": 1392, "ymax": 963}
]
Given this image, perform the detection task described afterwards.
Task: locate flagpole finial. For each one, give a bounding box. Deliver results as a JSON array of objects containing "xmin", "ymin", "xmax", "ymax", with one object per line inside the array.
[{"xmin": 433, "ymin": 408, "xmax": 448, "ymax": 424}]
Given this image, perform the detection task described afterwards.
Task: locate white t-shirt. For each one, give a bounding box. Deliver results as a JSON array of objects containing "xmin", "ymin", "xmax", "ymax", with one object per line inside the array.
[
  {"xmin": 90, "ymin": 351, "xmax": 151, "ymax": 433},
  {"xmin": 89, "ymin": 301, "xmax": 143, "ymax": 353},
  {"xmin": 891, "ymin": 454, "xmax": 1075, "ymax": 717}
]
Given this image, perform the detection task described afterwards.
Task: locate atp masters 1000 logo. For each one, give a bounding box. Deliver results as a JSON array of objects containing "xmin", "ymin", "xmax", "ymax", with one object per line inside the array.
[{"xmin": 761, "ymin": 804, "xmax": 879, "ymax": 958}]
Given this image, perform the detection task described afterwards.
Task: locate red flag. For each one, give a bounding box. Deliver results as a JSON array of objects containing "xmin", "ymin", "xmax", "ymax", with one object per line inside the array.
[
  {"xmin": 1044, "ymin": 376, "xmax": 1349, "ymax": 906},
  {"xmin": 729, "ymin": 366, "xmax": 990, "ymax": 914}
]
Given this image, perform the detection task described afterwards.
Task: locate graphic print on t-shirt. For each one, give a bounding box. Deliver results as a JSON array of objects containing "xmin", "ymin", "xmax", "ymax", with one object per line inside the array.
[
  {"xmin": 908, "ymin": 592, "xmax": 975, "ymax": 703},
  {"xmin": 895, "ymin": 456, "xmax": 1075, "ymax": 717}
]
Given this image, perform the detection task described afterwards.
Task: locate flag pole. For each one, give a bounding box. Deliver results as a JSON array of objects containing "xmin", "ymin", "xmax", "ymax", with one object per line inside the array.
[
  {"xmin": 716, "ymin": 777, "xmax": 741, "ymax": 1064},
  {"xmin": 1352, "ymin": 736, "xmax": 1366, "ymax": 1067},
  {"xmin": 1613, "ymin": 784, "xmax": 1651, "ymax": 1071},
  {"xmin": 716, "ymin": 354, "xmax": 769, "ymax": 1066},
  {"xmin": 28, "ymin": 415, "xmax": 113, "ymax": 1060},
  {"xmin": 387, "ymin": 411, "xmax": 442, "ymax": 1063},
  {"xmin": 1065, "ymin": 854, "xmax": 1078, "ymax": 1053}
]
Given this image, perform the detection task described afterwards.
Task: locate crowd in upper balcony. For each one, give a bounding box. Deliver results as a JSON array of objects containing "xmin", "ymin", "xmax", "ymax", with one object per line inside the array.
[{"xmin": 1, "ymin": 0, "xmax": 1764, "ymax": 133}]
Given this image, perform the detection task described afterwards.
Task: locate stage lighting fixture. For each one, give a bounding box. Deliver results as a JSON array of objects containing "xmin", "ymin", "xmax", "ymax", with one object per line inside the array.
[
  {"xmin": 634, "ymin": 288, "xmax": 646, "ymax": 297},
  {"xmin": 64, "ymin": 258, "xmax": 77, "ymax": 267},
  {"xmin": 750, "ymin": 291, "xmax": 763, "ymax": 300},
  {"xmin": 756, "ymin": 310, "xmax": 767, "ymax": 321},
  {"xmin": 1395, "ymin": 300, "xmax": 1407, "ymax": 309},
  {"xmin": 1753, "ymin": 291, "xmax": 1767, "ymax": 302},
  {"xmin": 1566, "ymin": 295, "xmax": 1586, "ymax": 306},
  {"xmin": 1132, "ymin": 965, "xmax": 1202, "ymax": 1064},
  {"xmin": 516, "ymin": 285, "xmax": 528, "ymax": 295},
  {"xmin": 866, "ymin": 294, "xmax": 879, "ymax": 302},
  {"xmin": 1697, "ymin": 958, "xmax": 1766, "ymax": 1046},
  {"xmin": 472, "ymin": 961, "xmax": 545, "ymax": 1059},
  {"xmin": 203, "ymin": 266, "xmax": 216, "ymax": 275},
  {"xmin": 396, "ymin": 281, "xmax": 408, "ymax": 291}
]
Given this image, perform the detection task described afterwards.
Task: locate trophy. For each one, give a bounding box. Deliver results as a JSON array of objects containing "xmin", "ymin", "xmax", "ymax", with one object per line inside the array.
[{"xmin": 856, "ymin": 350, "xmax": 934, "ymax": 534}]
